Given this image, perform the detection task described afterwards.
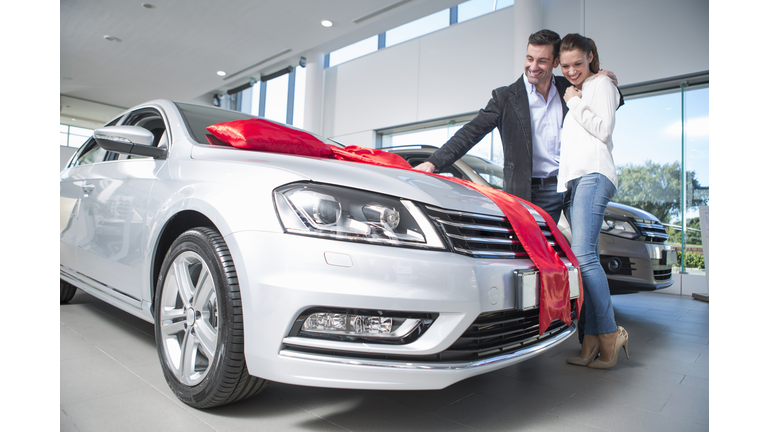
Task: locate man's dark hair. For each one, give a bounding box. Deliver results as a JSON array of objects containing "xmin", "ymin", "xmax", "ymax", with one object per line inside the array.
[{"xmin": 528, "ymin": 29, "xmax": 561, "ymax": 57}]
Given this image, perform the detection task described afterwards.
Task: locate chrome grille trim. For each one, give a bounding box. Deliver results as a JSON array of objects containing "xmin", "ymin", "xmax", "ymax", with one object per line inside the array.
[
  {"xmin": 446, "ymin": 233, "xmax": 519, "ymax": 245},
  {"xmin": 423, "ymin": 204, "xmax": 564, "ymax": 260},
  {"xmin": 633, "ymin": 218, "xmax": 669, "ymax": 243},
  {"xmin": 454, "ymin": 248, "xmax": 528, "ymax": 258},
  {"xmin": 435, "ymin": 219, "xmax": 512, "ymax": 233},
  {"xmin": 424, "ymin": 205, "xmax": 506, "ymax": 222}
]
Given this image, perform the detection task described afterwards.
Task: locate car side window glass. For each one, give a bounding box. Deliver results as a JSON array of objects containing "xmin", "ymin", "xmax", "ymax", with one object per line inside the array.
[{"xmin": 72, "ymin": 138, "xmax": 109, "ymax": 167}]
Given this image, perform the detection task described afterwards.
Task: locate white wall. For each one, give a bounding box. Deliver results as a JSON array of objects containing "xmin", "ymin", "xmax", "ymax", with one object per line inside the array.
[{"xmin": 323, "ymin": 0, "xmax": 708, "ymax": 145}]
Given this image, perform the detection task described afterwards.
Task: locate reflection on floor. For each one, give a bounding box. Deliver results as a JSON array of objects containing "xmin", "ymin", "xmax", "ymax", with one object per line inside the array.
[{"xmin": 61, "ymin": 291, "xmax": 708, "ymax": 432}]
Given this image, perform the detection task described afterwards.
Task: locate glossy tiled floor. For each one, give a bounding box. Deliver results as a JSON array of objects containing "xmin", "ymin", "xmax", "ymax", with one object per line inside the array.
[{"xmin": 60, "ymin": 290, "xmax": 709, "ymax": 431}]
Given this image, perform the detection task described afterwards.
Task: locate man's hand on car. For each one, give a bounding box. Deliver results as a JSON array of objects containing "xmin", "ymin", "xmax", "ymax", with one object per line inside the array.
[{"xmin": 413, "ymin": 161, "xmax": 436, "ymax": 173}]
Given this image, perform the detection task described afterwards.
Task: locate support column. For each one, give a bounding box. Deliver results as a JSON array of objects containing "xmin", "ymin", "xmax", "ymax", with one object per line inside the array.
[
  {"xmin": 302, "ymin": 50, "xmax": 325, "ymax": 135},
  {"xmin": 513, "ymin": 0, "xmax": 542, "ymax": 77}
]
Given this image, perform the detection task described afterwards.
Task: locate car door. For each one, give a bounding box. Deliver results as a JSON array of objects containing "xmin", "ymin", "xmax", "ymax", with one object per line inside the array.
[
  {"xmin": 75, "ymin": 107, "xmax": 169, "ymax": 306},
  {"xmin": 60, "ymin": 138, "xmax": 110, "ymax": 273}
]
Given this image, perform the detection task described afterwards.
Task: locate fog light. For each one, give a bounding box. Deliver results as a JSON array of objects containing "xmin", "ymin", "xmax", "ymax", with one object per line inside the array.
[
  {"xmin": 302, "ymin": 313, "xmax": 420, "ymax": 338},
  {"xmin": 607, "ymin": 258, "xmax": 622, "ymax": 273},
  {"xmin": 303, "ymin": 313, "xmax": 346, "ymax": 330},
  {"xmin": 353, "ymin": 315, "xmax": 392, "ymax": 334}
]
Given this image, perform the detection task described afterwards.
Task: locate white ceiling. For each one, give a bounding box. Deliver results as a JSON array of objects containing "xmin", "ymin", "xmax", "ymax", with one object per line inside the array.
[{"xmin": 60, "ymin": 0, "xmax": 464, "ymax": 126}]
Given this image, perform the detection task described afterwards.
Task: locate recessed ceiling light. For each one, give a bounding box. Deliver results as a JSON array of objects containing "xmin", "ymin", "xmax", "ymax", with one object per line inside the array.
[
  {"xmin": 142, "ymin": 3, "xmax": 155, "ymax": 8},
  {"xmin": 217, "ymin": 71, "xmax": 227, "ymax": 76},
  {"xmin": 104, "ymin": 35, "xmax": 122, "ymax": 42},
  {"xmin": 321, "ymin": 20, "xmax": 333, "ymax": 27}
]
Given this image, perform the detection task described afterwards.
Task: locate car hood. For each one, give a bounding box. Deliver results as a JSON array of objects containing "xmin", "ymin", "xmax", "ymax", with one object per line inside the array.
[
  {"xmin": 190, "ymin": 145, "xmax": 505, "ymax": 217},
  {"xmin": 606, "ymin": 201, "xmax": 660, "ymax": 221}
]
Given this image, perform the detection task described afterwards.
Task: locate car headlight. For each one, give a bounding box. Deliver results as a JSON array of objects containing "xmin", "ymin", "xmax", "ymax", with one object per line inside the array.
[
  {"xmin": 274, "ymin": 183, "xmax": 445, "ymax": 249},
  {"xmin": 601, "ymin": 216, "xmax": 640, "ymax": 240}
]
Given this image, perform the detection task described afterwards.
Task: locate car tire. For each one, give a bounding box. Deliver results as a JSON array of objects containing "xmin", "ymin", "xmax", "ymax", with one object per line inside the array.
[
  {"xmin": 60, "ymin": 280, "xmax": 77, "ymax": 304},
  {"xmin": 154, "ymin": 227, "xmax": 267, "ymax": 408}
]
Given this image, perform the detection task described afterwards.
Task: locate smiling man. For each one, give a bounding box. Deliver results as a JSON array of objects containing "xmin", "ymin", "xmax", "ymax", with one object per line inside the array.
[{"xmin": 414, "ymin": 29, "xmax": 620, "ymax": 223}]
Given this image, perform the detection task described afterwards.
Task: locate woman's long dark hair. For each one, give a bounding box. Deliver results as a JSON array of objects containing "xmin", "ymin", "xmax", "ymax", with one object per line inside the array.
[{"xmin": 560, "ymin": 33, "xmax": 600, "ymax": 74}]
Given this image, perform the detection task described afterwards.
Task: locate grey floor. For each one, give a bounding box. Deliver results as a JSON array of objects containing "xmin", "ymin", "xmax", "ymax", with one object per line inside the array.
[{"xmin": 60, "ymin": 290, "xmax": 709, "ymax": 432}]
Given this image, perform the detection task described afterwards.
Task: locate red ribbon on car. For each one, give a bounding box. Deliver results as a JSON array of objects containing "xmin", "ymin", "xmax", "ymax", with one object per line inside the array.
[{"xmin": 207, "ymin": 119, "xmax": 582, "ymax": 334}]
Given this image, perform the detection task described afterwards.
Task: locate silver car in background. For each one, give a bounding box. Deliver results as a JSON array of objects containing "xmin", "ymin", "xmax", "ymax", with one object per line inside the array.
[
  {"xmin": 60, "ymin": 100, "xmax": 581, "ymax": 408},
  {"xmin": 387, "ymin": 146, "xmax": 676, "ymax": 294}
]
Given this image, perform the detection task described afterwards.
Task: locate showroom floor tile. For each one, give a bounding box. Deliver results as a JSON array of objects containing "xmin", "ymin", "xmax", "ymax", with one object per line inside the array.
[{"xmin": 60, "ymin": 291, "xmax": 709, "ymax": 432}]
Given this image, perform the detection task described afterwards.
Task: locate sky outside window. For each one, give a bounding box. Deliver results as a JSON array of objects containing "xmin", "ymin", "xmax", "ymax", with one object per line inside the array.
[
  {"xmin": 265, "ymin": 74, "xmax": 289, "ymax": 124},
  {"xmin": 458, "ymin": 0, "xmax": 514, "ymax": 23},
  {"xmin": 293, "ymin": 66, "xmax": 306, "ymax": 128},
  {"xmin": 328, "ymin": 36, "xmax": 378, "ymax": 68},
  {"xmin": 385, "ymin": 9, "xmax": 449, "ymax": 47},
  {"xmin": 613, "ymin": 89, "xmax": 709, "ymax": 187}
]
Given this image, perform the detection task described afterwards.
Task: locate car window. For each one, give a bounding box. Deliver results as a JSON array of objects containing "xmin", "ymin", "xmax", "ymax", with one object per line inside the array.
[
  {"xmin": 72, "ymin": 138, "xmax": 109, "ymax": 167},
  {"xmin": 460, "ymin": 155, "xmax": 504, "ymax": 189},
  {"xmin": 175, "ymin": 102, "xmax": 256, "ymax": 144}
]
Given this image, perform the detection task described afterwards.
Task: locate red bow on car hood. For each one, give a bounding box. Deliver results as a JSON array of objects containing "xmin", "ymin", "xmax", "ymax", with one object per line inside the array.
[{"xmin": 207, "ymin": 119, "xmax": 583, "ymax": 334}]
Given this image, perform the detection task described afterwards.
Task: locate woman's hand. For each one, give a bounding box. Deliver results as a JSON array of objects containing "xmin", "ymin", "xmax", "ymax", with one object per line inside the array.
[{"xmin": 564, "ymin": 86, "xmax": 581, "ymax": 103}]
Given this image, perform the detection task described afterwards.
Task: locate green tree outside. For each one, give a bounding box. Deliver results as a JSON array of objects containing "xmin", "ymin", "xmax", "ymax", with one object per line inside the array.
[
  {"xmin": 613, "ymin": 161, "xmax": 708, "ymax": 228},
  {"xmin": 667, "ymin": 217, "xmax": 702, "ymax": 246}
]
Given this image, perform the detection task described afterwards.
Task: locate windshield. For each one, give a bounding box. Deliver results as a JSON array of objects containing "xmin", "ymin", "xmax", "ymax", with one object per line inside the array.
[
  {"xmin": 460, "ymin": 154, "xmax": 504, "ymax": 189},
  {"xmin": 174, "ymin": 102, "xmax": 256, "ymax": 144},
  {"xmin": 173, "ymin": 102, "xmax": 339, "ymax": 148}
]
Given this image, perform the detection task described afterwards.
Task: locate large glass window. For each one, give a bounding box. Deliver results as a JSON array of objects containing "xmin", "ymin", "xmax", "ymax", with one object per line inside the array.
[
  {"xmin": 293, "ymin": 66, "xmax": 306, "ymax": 129},
  {"xmin": 264, "ymin": 73, "xmax": 289, "ymax": 124},
  {"xmin": 458, "ymin": 0, "xmax": 514, "ymax": 23},
  {"xmin": 385, "ymin": 9, "xmax": 450, "ymax": 48},
  {"xmin": 60, "ymin": 125, "xmax": 93, "ymax": 148},
  {"xmin": 233, "ymin": 66, "xmax": 306, "ymax": 127},
  {"xmin": 612, "ymin": 85, "xmax": 709, "ymax": 273},
  {"xmin": 328, "ymin": 36, "xmax": 378, "ymax": 68},
  {"xmin": 326, "ymin": 0, "xmax": 514, "ymax": 68}
]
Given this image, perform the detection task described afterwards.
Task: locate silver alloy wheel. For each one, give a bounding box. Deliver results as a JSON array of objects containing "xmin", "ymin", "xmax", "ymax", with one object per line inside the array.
[{"xmin": 159, "ymin": 250, "xmax": 219, "ymax": 386}]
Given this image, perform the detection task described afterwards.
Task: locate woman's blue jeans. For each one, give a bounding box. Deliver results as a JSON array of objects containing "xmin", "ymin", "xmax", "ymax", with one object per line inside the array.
[{"xmin": 564, "ymin": 173, "xmax": 617, "ymax": 336}]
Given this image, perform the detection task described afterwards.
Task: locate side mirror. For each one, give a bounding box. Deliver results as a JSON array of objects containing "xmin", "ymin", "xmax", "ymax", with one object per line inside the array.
[{"xmin": 93, "ymin": 126, "xmax": 168, "ymax": 159}]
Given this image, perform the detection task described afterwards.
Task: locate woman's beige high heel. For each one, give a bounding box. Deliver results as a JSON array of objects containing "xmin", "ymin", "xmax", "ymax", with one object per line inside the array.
[
  {"xmin": 566, "ymin": 343, "xmax": 599, "ymax": 366},
  {"xmin": 588, "ymin": 327, "xmax": 629, "ymax": 369}
]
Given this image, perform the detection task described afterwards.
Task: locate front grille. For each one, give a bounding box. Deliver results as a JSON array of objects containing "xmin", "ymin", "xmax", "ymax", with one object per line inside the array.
[
  {"xmin": 282, "ymin": 302, "xmax": 576, "ymax": 363},
  {"xmin": 440, "ymin": 300, "xmax": 577, "ymax": 361},
  {"xmin": 654, "ymin": 268, "xmax": 672, "ymax": 281},
  {"xmin": 634, "ymin": 219, "xmax": 668, "ymax": 243},
  {"xmin": 424, "ymin": 205, "xmax": 564, "ymax": 259}
]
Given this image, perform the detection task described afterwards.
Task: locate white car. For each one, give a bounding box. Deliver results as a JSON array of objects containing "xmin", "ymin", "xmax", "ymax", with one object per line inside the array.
[{"xmin": 60, "ymin": 100, "xmax": 580, "ymax": 408}]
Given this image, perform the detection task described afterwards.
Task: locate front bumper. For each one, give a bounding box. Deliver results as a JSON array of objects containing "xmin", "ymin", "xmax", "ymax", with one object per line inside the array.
[
  {"xmin": 601, "ymin": 237, "xmax": 676, "ymax": 292},
  {"xmin": 225, "ymin": 230, "xmax": 578, "ymax": 390}
]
